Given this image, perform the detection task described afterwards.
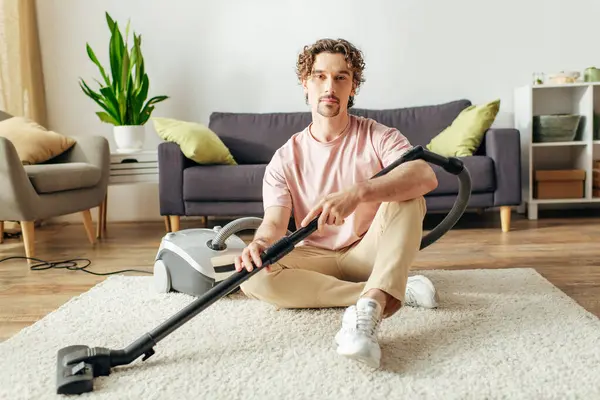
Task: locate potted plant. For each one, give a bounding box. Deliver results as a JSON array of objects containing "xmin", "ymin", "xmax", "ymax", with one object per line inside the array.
[{"xmin": 79, "ymin": 12, "xmax": 168, "ymax": 152}]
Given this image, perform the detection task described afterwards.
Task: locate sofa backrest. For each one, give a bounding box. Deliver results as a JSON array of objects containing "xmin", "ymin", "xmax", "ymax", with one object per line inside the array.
[
  {"xmin": 209, "ymin": 111, "xmax": 312, "ymax": 164},
  {"xmin": 350, "ymin": 99, "xmax": 471, "ymax": 146},
  {"xmin": 208, "ymin": 99, "xmax": 471, "ymax": 164}
]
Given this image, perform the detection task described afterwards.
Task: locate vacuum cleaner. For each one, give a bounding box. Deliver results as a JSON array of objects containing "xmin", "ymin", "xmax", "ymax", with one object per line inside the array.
[
  {"xmin": 55, "ymin": 145, "xmax": 471, "ymax": 395},
  {"xmin": 152, "ymin": 219, "xmax": 286, "ymax": 297}
]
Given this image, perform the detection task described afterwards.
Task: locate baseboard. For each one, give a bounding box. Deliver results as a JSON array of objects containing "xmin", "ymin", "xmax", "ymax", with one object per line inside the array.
[{"xmin": 1, "ymin": 220, "xmax": 45, "ymax": 232}]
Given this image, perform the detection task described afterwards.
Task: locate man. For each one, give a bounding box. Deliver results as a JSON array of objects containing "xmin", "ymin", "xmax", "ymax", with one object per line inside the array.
[{"xmin": 233, "ymin": 38, "xmax": 439, "ymax": 368}]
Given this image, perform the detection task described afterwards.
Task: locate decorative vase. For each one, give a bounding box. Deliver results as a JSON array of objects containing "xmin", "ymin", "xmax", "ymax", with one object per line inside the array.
[
  {"xmin": 113, "ymin": 125, "xmax": 145, "ymax": 153},
  {"xmin": 584, "ymin": 67, "xmax": 600, "ymax": 82}
]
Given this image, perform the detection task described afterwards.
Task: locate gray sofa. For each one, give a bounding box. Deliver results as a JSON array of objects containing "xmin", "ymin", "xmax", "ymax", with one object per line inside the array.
[{"xmin": 158, "ymin": 99, "xmax": 521, "ymax": 232}]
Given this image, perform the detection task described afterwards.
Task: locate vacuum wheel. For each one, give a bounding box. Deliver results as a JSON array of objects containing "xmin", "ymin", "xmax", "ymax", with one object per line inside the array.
[{"xmin": 154, "ymin": 260, "xmax": 171, "ymax": 293}]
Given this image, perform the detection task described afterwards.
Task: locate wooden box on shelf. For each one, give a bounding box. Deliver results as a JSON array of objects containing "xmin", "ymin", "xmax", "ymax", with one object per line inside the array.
[
  {"xmin": 534, "ymin": 169, "xmax": 586, "ymax": 199},
  {"xmin": 594, "ymin": 160, "xmax": 600, "ymax": 197},
  {"xmin": 594, "ymin": 162, "xmax": 600, "ymax": 197}
]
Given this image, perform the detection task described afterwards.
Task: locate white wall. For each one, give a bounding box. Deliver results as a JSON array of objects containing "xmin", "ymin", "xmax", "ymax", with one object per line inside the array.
[{"xmin": 35, "ymin": 0, "xmax": 600, "ymax": 223}]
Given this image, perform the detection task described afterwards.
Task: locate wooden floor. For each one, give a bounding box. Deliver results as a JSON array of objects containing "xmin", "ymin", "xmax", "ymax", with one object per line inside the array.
[{"xmin": 1, "ymin": 209, "xmax": 599, "ymax": 342}]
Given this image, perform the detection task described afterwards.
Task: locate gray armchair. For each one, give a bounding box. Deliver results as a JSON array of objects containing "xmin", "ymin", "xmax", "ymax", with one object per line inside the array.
[{"xmin": 0, "ymin": 112, "xmax": 110, "ymax": 262}]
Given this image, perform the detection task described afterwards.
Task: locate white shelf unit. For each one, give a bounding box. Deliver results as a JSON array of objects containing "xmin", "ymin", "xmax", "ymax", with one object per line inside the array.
[
  {"xmin": 109, "ymin": 150, "xmax": 159, "ymax": 185},
  {"xmin": 514, "ymin": 82, "xmax": 600, "ymax": 220}
]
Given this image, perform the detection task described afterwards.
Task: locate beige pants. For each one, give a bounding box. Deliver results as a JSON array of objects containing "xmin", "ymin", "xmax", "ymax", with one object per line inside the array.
[{"xmin": 240, "ymin": 196, "xmax": 427, "ymax": 313}]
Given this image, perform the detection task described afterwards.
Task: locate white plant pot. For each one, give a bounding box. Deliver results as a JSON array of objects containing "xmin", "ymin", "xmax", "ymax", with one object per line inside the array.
[{"xmin": 113, "ymin": 125, "xmax": 145, "ymax": 153}]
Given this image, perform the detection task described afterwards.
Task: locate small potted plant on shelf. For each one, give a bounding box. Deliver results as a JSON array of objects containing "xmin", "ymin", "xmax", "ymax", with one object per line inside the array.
[{"xmin": 79, "ymin": 12, "xmax": 168, "ymax": 153}]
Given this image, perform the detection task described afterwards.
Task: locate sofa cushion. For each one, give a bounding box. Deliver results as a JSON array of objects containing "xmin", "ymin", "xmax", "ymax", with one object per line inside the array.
[
  {"xmin": 182, "ymin": 156, "xmax": 494, "ymax": 201},
  {"xmin": 429, "ymin": 156, "xmax": 495, "ymax": 195},
  {"xmin": 153, "ymin": 117, "xmax": 237, "ymax": 165},
  {"xmin": 426, "ymin": 99, "xmax": 500, "ymax": 157},
  {"xmin": 350, "ymin": 99, "xmax": 472, "ymax": 147},
  {"xmin": 24, "ymin": 162, "xmax": 101, "ymax": 194},
  {"xmin": 208, "ymin": 112, "xmax": 312, "ymax": 165},
  {"xmin": 183, "ymin": 164, "xmax": 265, "ymax": 201}
]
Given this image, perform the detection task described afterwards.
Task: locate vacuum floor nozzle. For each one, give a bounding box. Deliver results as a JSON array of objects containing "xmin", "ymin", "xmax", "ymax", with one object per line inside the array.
[
  {"xmin": 56, "ymin": 332, "xmax": 158, "ymax": 394},
  {"xmin": 56, "ymin": 345, "xmax": 96, "ymax": 395}
]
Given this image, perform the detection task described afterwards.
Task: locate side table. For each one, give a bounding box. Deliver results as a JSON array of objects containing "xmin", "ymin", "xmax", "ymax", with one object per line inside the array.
[{"xmin": 97, "ymin": 150, "xmax": 159, "ymax": 238}]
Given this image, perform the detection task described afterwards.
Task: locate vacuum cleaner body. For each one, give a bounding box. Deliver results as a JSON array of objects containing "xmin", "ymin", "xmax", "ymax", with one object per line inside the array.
[{"xmin": 154, "ymin": 227, "xmax": 244, "ymax": 297}]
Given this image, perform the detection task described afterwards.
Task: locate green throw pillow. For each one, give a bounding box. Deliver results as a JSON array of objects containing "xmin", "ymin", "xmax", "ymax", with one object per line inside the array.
[
  {"xmin": 426, "ymin": 99, "xmax": 501, "ymax": 157},
  {"xmin": 152, "ymin": 117, "xmax": 237, "ymax": 165}
]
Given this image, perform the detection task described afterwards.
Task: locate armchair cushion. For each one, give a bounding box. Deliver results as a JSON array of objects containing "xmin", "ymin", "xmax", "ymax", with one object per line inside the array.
[
  {"xmin": 0, "ymin": 116, "xmax": 76, "ymax": 164},
  {"xmin": 24, "ymin": 162, "xmax": 101, "ymax": 194},
  {"xmin": 426, "ymin": 99, "xmax": 500, "ymax": 157}
]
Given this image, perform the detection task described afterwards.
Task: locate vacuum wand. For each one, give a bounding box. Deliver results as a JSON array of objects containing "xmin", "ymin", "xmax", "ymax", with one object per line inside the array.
[{"xmin": 55, "ymin": 145, "xmax": 469, "ymax": 395}]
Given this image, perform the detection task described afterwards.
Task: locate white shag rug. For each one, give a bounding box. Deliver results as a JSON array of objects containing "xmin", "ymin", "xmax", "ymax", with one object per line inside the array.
[{"xmin": 1, "ymin": 268, "xmax": 599, "ymax": 400}]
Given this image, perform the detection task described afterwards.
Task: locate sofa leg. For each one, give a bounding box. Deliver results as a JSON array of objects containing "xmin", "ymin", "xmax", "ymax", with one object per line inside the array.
[
  {"xmin": 20, "ymin": 221, "xmax": 35, "ymax": 263},
  {"xmin": 500, "ymin": 206, "xmax": 511, "ymax": 232},
  {"xmin": 164, "ymin": 216, "xmax": 171, "ymax": 232},
  {"xmin": 97, "ymin": 194, "xmax": 107, "ymax": 239},
  {"xmin": 169, "ymin": 216, "xmax": 180, "ymax": 232},
  {"xmin": 0, "ymin": 221, "xmax": 3, "ymax": 244},
  {"xmin": 81, "ymin": 209, "xmax": 96, "ymax": 245}
]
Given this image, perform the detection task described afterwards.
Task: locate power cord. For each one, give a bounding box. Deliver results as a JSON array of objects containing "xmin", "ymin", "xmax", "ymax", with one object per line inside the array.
[
  {"xmin": 1, "ymin": 230, "xmax": 152, "ymax": 275},
  {"xmin": 0, "ymin": 256, "xmax": 153, "ymax": 276}
]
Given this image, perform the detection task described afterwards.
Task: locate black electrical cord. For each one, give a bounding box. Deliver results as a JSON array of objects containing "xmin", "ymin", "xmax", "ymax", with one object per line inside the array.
[
  {"xmin": 1, "ymin": 231, "xmax": 152, "ymax": 275},
  {"xmin": 0, "ymin": 255, "xmax": 152, "ymax": 276}
]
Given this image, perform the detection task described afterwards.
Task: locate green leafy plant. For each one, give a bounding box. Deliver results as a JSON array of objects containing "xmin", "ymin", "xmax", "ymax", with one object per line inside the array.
[{"xmin": 79, "ymin": 12, "xmax": 168, "ymax": 126}]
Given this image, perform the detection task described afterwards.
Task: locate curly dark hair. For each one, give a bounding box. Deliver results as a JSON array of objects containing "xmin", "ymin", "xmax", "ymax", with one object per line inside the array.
[{"xmin": 296, "ymin": 38, "xmax": 366, "ymax": 108}]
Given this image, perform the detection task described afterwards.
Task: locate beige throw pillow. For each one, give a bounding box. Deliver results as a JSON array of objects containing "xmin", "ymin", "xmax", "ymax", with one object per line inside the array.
[{"xmin": 0, "ymin": 116, "xmax": 76, "ymax": 164}]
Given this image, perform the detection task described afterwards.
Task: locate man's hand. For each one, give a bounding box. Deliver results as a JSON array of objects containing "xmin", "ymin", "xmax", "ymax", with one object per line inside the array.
[
  {"xmin": 234, "ymin": 239, "xmax": 271, "ymax": 273},
  {"xmin": 300, "ymin": 186, "xmax": 362, "ymax": 231}
]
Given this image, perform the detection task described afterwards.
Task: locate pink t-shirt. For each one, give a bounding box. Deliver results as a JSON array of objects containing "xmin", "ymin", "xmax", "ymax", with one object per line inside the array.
[{"xmin": 262, "ymin": 114, "xmax": 412, "ymax": 250}]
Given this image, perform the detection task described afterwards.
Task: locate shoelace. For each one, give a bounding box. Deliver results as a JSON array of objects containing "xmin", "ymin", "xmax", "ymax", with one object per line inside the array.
[
  {"xmin": 356, "ymin": 308, "xmax": 380, "ymax": 338},
  {"xmin": 404, "ymin": 288, "xmax": 417, "ymax": 307}
]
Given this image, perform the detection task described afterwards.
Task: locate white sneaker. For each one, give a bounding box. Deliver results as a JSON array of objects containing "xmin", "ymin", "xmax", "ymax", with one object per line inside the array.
[
  {"xmin": 335, "ymin": 297, "xmax": 383, "ymax": 368},
  {"xmin": 404, "ymin": 275, "xmax": 439, "ymax": 308}
]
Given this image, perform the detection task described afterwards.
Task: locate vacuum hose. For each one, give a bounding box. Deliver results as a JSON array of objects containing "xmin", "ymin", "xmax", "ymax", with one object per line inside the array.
[
  {"xmin": 208, "ymin": 145, "xmax": 471, "ymax": 252},
  {"xmin": 420, "ymin": 166, "xmax": 471, "ymax": 250},
  {"xmin": 209, "ymin": 217, "xmax": 292, "ymax": 250}
]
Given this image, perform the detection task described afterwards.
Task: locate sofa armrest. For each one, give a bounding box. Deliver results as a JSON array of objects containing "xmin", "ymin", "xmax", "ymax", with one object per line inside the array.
[
  {"xmin": 158, "ymin": 142, "xmax": 191, "ymax": 216},
  {"xmin": 483, "ymin": 128, "xmax": 521, "ymax": 206},
  {"xmin": 0, "ymin": 137, "xmax": 39, "ymax": 220}
]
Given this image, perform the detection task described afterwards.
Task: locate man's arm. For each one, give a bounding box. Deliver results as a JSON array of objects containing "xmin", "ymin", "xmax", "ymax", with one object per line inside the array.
[
  {"xmin": 235, "ymin": 146, "xmax": 294, "ymax": 272},
  {"xmin": 257, "ymin": 149, "xmax": 293, "ymax": 245},
  {"xmin": 355, "ymin": 159, "xmax": 438, "ymax": 203},
  {"xmin": 235, "ymin": 206, "xmax": 291, "ymax": 272},
  {"xmin": 360, "ymin": 126, "xmax": 438, "ymax": 204},
  {"xmin": 253, "ymin": 205, "xmax": 292, "ymax": 247},
  {"xmin": 300, "ymin": 159, "xmax": 437, "ymax": 230}
]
